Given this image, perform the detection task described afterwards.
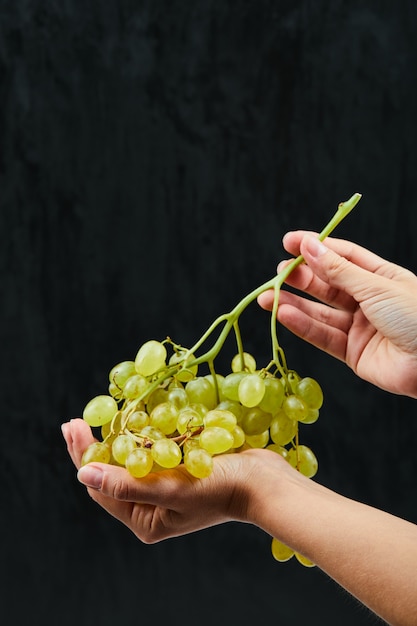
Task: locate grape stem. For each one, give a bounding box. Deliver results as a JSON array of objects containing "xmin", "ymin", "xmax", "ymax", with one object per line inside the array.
[{"xmin": 184, "ymin": 193, "xmax": 362, "ymax": 375}]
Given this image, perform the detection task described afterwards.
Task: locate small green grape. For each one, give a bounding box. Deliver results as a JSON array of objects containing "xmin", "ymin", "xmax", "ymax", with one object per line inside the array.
[
  {"xmin": 126, "ymin": 447, "xmax": 153, "ymax": 477},
  {"xmin": 184, "ymin": 447, "xmax": 213, "ymax": 478},
  {"xmin": 81, "ymin": 442, "xmax": 111, "ymax": 466},
  {"xmin": 231, "ymin": 352, "xmax": 257, "ymax": 373},
  {"xmin": 271, "ymin": 538, "xmax": 295, "ymax": 562},
  {"xmin": 199, "ymin": 426, "xmax": 234, "ymax": 455},
  {"xmin": 151, "ymin": 438, "xmax": 182, "ymax": 468},
  {"xmin": 238, "ymin": 373, "xmax": 266, "ymax": 408},
  {"xmin": 112, "ymin": 434, "xmax": 137, "ymax": 465},
  {"xmin": 83, "ymin": 395, "xmax": 119, "ymax": 427},
  {"xmin": 135, "ymin": 340, "xmax": 167, "ymax": 377},
  {"xmin": 287, "ymin": 445, "xmax": 318, "ymax": 478}
]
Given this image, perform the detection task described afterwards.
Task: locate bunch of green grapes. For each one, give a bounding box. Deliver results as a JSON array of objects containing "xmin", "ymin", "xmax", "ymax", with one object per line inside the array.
[
  {"xmin": 79, "ymin": 193, "xmax": 362, "ymax": 567},
  {"xmin": 82, "ymin": 340, "xmax": 323, "ymax": 481}
]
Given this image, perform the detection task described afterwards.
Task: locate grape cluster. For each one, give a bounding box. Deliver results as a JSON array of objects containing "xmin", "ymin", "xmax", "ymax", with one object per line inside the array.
[
  {"xmin": 79, "ymin": 193, "xmax": 362, "ymax": 567},
  {"xmin": 82, "ymin": 340, "xmax": 322, "ymax": 480}
]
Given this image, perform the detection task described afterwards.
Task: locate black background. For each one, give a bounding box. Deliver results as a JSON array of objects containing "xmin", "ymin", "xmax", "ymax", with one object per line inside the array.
[{"xmin": 2, "ymin": 2, "xmax": 417, "ymax": 625}]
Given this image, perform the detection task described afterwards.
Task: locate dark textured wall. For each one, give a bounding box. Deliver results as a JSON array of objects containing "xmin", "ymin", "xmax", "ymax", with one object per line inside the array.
[{"xmin": 2, "ymin": 2, "xmax": 417, "ymax": 625}]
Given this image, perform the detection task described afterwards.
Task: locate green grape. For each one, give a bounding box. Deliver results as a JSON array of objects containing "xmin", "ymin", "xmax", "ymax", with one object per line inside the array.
[
  {"xmin": 123, "ymin": 374, "xmax": 148, "ymax": 400},
  {"xmin": 135, "ymin": 340, "xmax": 167, "ymax": 377},
  {"xmin": 125, "ymin": 447, "xmax": 153, "ymax": 478},
  {"xmin": 151, "ymin": 438, "xmax": 182, "ymax": 468},
  {"xmin": 83, "ymin": 395, "xmax": 119, "ymax": 427},
  {"xmin": 287, "ymin": 371, "xmax": 301, "ymax": 394},
  {"xmin": 204, "ymin": 374, "xmax": 225, "ymax": 398},
  {"xmin": 149, "ymin": 401, "xmax": 179, "ymax": 435},
  {"xmin": 126, "ymin": 410, "xmax": 150, "ymax": 431},
  {"xmin": 258, "ymin": 377, "xmax": 285, "ymax": 414},
  {"xmin": 139, "ymin": 425, "xmax": 166, "ymax": 442},
  {"xmin": 81, "ymin": 442, "xmax": 111, "ymax": 466},
  {"xmin": 184, "ymin": 447, "xmax": 213, "ymax": 478},
  {"xmin": 296, "ymin": 377, "xmax": 324, "ymax": 410},
  {"xmin": 146, "ymin": 387, "xmax": 169, "ymax": 414},
  {"xmin": 295, "ymin": 552, "xmax": 316, "ymax": 568},
  {"xmin": 199, "ymin": 426, "xmax": 234, "ymax": 455},
  {"xmin": 269, "ymin": 410, "xmax": 297, "ymax": 446},
  {"xmin": 167, "ymin": 386, "xmax": 189, "ymax": 411},
  {"xmin": 282, "ymin": 394, "xmax": 309, "ymax": 422},
  {"xmin": 238, "ymin": 373, "xmax": 266, "ymax": 408},
  {"xmin": 182, "ymin": 437, "xmax": 200, "ymax": 455},
  {"xmin": 176, "ymin": 408, "xmax": 203, "ymax": 435},
  {"xmin": 112, "ymin": 434, "xmax": 137, "ymax": 465},
  {"xmin": 215, "ymin": 399, "xmax": 243, "ymax": 423},
  {"xmin": 185, "ymin": 377, "xmax": 217, "ymax": 409},
  {"xmin": 169, "ymin": 351, "xmax": 198, "ymax": 382},
  {"xmin": 287, "ymin": 445, "xmax": 318, "ymax": 478},
  {"xmin": 108, "ymin": 382, "xmax": 123, "ymax": 400},
  {"xmin": 266, "ymin": 443, "xmax": 288, "ymax": 458},
  {"xmin": 271, "ymin": 538, "xmax": 295, "ymax": 562},
  {"xmin": 241, "ymin": 407, "xmax": 272, "ymax": 436},
  {"xmin": 203, "ymin": 409, "xmax": 237, "ymax": 432},
  {"xmin": 299, "ymin": 408, "xmax": 320, "ymax": 425},
  {"xmin": 221, "ymin": 371, "xmax": 246, "ymax": 402},
  {"xmin": 109, "ymin": 360, "xmax": 136, "ymax": 390},
  {"xmin": 188, "ymin": 402, "xmax": 209, "ymax": 418},
  {"xmin": 245, "ymin": 430, "xmax": 270, "ymax": 448},
  {"xmin": 231, "ymin": 424, "xmax": 246, "ymax": 448},
  {"xmin": 231, "ymin": 352, "xmax": 257, "ymax": 373}
]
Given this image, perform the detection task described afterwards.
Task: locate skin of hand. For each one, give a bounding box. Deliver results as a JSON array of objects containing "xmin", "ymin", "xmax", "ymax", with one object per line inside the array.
[
  {"xmin": 63, "ymin": 418, "xmax": 417, "ymax": 625},
  {"xmin": 257, "ymin": 232, "xmax": 417, "ymax": 399}
]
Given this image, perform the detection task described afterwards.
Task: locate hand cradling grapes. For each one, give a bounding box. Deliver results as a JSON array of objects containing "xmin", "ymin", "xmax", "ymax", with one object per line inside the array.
[{"xmin": 79, "ymin": 193, "xmax": 362, "ymax": 567}]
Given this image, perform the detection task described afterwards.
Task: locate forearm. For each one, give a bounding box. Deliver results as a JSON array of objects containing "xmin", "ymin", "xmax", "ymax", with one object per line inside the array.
[{"xmin": 246, "ymin": 459, "xmax": 417, "ymax": 625}]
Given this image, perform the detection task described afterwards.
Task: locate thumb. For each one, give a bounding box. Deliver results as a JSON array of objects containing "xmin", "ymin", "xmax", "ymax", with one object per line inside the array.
[{"xmin": 299, "ymin": 235, "xmax": 381, "ymax": 302}]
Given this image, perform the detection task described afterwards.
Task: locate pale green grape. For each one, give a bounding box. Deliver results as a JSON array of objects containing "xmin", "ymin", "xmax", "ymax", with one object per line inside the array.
[
  {"xmin": 231, "ymin": 424, "xmax": 246, "ymax": 448},
  {"xmin": 258, "ymin": 377, "xmax": 285, "ymax": 414},
  {"xmin": 182, "ymin": 437, "xmax": 200, "ymax": 455},
  {"xmin": 266, "ymin": 443, "xmax": 288, "ymax": 458},
  {"xmin": 167, "ymin": 387, "xmax": 189, "ymax": 411},
  {"xmin": 203, "ymin": 409, "xmax": 237, "ymax": 432},
  {"xmin": 146, "ymin": 387, "xmax": 169, "ymax": 414},
  {"xmin": 135, "ymin": 340, "xmax": 167, "ymax": 377},
  {"xmin": 169, "ymin": 351, "xmax": 198, "ymax": 382},
  {"xmin": 204, "ymin": 374, "xmax": 225, "ymax": 398},
  {"xmin": 287, "ymin": 371, "xmax": 301, "ymax": 394},
  {"xmin": 151, "ymin": 438, "xmax": 182, "ymax": 468},
  {"xmin": 176, "ymin": 408, "xmax": 203, "ymax": 435},
  {"xmin": 123, "ymin": 374, "xmax": 148, "ymax": 400},
  {"xmin": 112, "ymin": 434, "xmax": 137, "ymax": 465},
  {"xmin": 221, "ymin": 372, "xmax": 246, "ymax": 402},
  {"xmin": 283, "ymin": 394, "xmax": 309, "ymax": 422},
  {"xmin": 184, "ymin": 447, "xmax": 213, "ymax": 478},
  {"xmin": 109, "ymin": 360, "xmax": 136, "ymax": 389},
  {"xmin": 241, "ymin": 407, "xmax": 272, "ymax": 436},
  {"xmin": 298, "ymin": 408, "xmax": 320, "ymax": 425},
  {"xmin": 269, "ymin": 410, "xmax": 297, "ymax": 445},
  {"xmin": 125, "ymin": 447, "xmax": 153, "ymax": 477},
  {"xmin": 83, "ymin": 395, "xmax": 119, "ymax": 427},
  {"xmin": 215, "ymin": 399, "xmax": 243, "ymax": 423},
  {"xmin": 139, "ymin": 425, "xmax": 166, "ymax": 441},
  {"xmin": 238, "ymin": 373, "xmax": 266, "ymax": 408},
  {"xmin": 185, "ymin": 377, "xmax": 217, "ymax": 409},
  {"xmin": 188, "ymin": 402, "xmax": 209, "ymax": 418},
  {"xmin": 287, "ymin": 445, "xmax": 318, "ymax": 478},
  {"xmin": 199, "ymin": 426, "xmax": 234, "ymax": 454},
  {"xmin": 149, "ymin": 401, "xmax": 179, "ymax": 435},
  {"xmin": 271, "ymin": 538, "xmax": 295, "ymax": 562},
  {"xmin": 296, "ymin": 377, "xmax": 324, "ymax": 410},
  {"xmin": 81, "ymin": 442, "xmax": 111, "ymax": 466},
  {"xmin": 295, "ymin": 552, "xmax": 316, "ymax": 567},
  {"xmin": 126, "ymin": 410, "xmax": 150, "ymax": 431},
  {"xmin": 245, "ymin": 430, "xmax": 270, "ymax": 448},
  {"xmin": 231, "ymin": 352, "xmax": 257, "ymax": 373},
  {"xmin": 108, "ymin": 382, "xmax": 123, "ymax": 400}
]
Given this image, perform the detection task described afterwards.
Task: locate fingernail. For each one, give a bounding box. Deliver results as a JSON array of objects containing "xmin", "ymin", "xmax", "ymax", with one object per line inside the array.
[
  {"xmin": 77, "ymin": 465, "xmax": 103, "ymax": 489},
  {"xmin": 304, "ymin": 236, "xmax": 328, "ymax": 258}
]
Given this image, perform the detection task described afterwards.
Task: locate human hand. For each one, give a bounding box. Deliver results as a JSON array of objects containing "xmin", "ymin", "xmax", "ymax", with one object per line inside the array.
[
  {"xmin": 61, "ymin": 418, "xmax": 289, "ymax": 542},
  {"xmin": 258, "ymin": 232, "xmax": 417, "ymax": 398}
]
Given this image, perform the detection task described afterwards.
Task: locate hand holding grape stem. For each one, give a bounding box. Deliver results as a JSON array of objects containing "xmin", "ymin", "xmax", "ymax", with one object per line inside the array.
[{"xmin": 258, "ymin": 232, "xmax": 417, "ymax": 399}]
